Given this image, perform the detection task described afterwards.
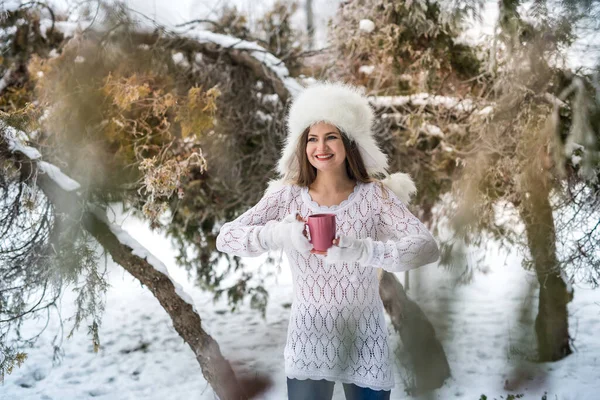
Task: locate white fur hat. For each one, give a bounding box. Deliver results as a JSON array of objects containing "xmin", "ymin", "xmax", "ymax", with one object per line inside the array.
[{"xmin": 266, "ymin": 81, "xmax": 417, "ymax": 204}]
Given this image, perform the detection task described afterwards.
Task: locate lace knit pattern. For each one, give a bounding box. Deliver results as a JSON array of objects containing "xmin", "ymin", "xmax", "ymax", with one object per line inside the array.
[{"xmin": 216, "ymin": 181, "xmax": 439, "ymax": 391}]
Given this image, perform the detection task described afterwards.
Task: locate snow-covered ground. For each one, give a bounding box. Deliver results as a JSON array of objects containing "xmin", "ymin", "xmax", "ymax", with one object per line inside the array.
[{"xmin": 3, "ymin": 206, "xmax": 600, "ymax": 400}]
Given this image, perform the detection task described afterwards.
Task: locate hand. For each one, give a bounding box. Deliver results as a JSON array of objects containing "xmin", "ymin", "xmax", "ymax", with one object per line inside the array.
[
  {"xmin": 310, "ymin": 238, "xmax": 340, "ymax": 255},
  {"xmin": 323, "ymin": 236, "xmax": 373, "ymax": 265},
  {"xmin": 260, "ymin": 213, "xmax": 313, "ymax": 253}
]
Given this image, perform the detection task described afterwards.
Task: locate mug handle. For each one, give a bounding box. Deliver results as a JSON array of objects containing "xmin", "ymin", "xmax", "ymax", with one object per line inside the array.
[{"xmin": 304, "ymin": 222, "xmax": 312, "ymax": 244}]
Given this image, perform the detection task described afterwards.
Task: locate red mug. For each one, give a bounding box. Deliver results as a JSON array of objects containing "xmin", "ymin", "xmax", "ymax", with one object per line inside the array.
[{"xmin": 305, "ymin": 214, "xmax": 336, "ymax": 252}]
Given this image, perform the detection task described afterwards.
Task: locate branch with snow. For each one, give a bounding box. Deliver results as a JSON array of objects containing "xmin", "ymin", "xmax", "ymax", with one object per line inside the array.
[
  {"xmin": 174, "ymin": 28, "xmax": 303, "ymax": 100},
  {"xmin": 39, "ymin": 18, "xmax": 303, "ymax": 103},
  {"xmin": 3, "ymin": 125, "xmax": 80, "ymax": 191},
  {"xmin": 370, "ymin": 93, "xmax": 478, "ymax": 113},
  {"xmin": 1, "ymin": 125, "xmax": 251, "ymax": 399},
  {"xmin": 0, "ymin": 0, "xmax": 21, "ymax": 14},
  {"xmin": 90, "ymin": 207, "xmax": 197, "ymax": 312}
]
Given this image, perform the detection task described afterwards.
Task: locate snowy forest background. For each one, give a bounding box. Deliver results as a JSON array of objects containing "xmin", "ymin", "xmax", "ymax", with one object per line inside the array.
[{"xmin": 1, "ymin": 0, "xmax": 600, "ymax": 399}]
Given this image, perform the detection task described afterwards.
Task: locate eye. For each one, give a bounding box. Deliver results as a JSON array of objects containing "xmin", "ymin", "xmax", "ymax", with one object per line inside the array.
[
  {"xmin": 327, "ymin": 135, "xmax": 338, "ymax": 140},
  {"xmin": 307, "ymin": 137, "xmax": 316, "ymax": 142}
]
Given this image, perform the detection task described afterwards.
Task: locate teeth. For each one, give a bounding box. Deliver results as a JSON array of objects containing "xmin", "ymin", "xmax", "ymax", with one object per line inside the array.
[{"xmin": 316, "ymin": 155, "xmax": 333, "ymax": 160}]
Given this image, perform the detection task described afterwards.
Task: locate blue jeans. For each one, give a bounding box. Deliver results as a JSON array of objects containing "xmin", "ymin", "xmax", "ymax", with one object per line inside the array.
[{"xmin": 287, "ymin": 378, "xmax": 391, "ymax": 400}]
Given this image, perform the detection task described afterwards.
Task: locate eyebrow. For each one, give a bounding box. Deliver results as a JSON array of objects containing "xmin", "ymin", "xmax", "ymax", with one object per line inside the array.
[{"xmin": 308, "ymin": 132, "xmax": 339, "ymax": 137}]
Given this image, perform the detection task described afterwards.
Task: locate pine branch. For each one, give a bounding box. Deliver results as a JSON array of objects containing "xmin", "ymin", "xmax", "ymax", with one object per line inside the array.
[{"xmin": 1, "ymin": 126, "xmax": 267, "ymax": 399}]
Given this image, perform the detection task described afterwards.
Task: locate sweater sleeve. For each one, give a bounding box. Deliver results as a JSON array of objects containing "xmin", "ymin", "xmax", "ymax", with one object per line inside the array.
[
  {"xmin": 367, "ymin": 183, "xmax": 440, "ymax": 272},
  {"xmin": 216, "ymin": 185, "xmax": 293, "ymax": 257}
]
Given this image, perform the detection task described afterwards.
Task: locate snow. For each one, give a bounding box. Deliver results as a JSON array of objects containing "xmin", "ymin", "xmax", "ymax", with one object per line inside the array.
[
  {"xmin": 91, "ymin": 207, "xmax": 199, "ymax": 314},
  {"xmin": 544, "ymin": 93, "xmax": 567, "ymax": 108},
  {"xmin": 457, "ymin": 0, "xmax": 599, "ymax": 72},
  {"xmin": 3, "ymin": 126, "xmax": 43, "ymax": 160},
  {"xmin": 73, "ymin": 56, "xmax": 85, "ymax": 63},
  {"xmin": 256, "ymin": 110, "xmax": 273, "ymax": 123},
  {"xmin": 177, "ymin": 28, "xmax": 303, "ymax": 97},
  {"xmin": 37, "ymin": 161, "xmax": 81, "ymax": 192},
  {"xmin": 4, "ymin": 123, "xmax": 205, "ymax": 369},
  {"xmin": 0, "ymin": 0, "xmax": 21, "ymax": 13},
  {"xmin": 370, "ymin": 93, "xmax": 476, "ymax": 113},
  {"xmin": 3, "ymin": 1, "xmax": 600, "ymax": 398},
  {"xmin": 29, "ymin": 160, "xmax": 81, "ymax": 192},
  {"xmin": 381, "ymin": 112, "xmax": 403, "ymax": 121},
  {"xmin": 35, "ymin": 17, "xmax": 304, "ymax": 99},
  {"xmin": 422, "ymin": 123, "xmax": 444, "ymax": 138},
  {"xmin": 477, "ymin": 106, "xmax": 494, "ymax": 116},
  {"xmin": 565, "ymin": 141, "xmax": 585, "ymax": 156},
  {"xmin": 261, "ymin": 93, "xmax": 280, "ymax": 105},
  {"xmin": 358, "ymin": 65, "xmax": 375, "ymax": 75},
  {"xmin": 39, "ymin": 20, "xmax": 89, "ymax": 39},
  {"xmin": 172, "ymin": 52, "xmax": 189, "ymax": 68},
  {"xmin": 3, "ymin": 205, "xmax": 600, "ymax": 399},
  {"xmin": 359, "ymin": 19, "xmax": 375, "ymax": 33},
  {"xmin": 0, "ymin": 67, "xmax": 13, "ymax": 93}
]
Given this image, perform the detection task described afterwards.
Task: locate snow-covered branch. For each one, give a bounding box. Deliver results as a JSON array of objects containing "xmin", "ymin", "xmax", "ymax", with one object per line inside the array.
[
  {"xmin": 90, "ymin": 207, "xmax": 197, "ymax": 311},
  {"xmin": 174, "ymin": 28, "xmax": 302, "ymax": 100},
  {"xmin": 1, "ymin": 125, "xmax": 252, "ymax": 399},
  {"xmin": 369, "ymin": 93, "xmax": 477, "ymax": 113},
  {"xmin": 41, "ymin": 19, "xmax": 302, "ymax": 103},
  {"xmin": 4, "ymin": 125, "xmax": 80, "ymax": 191}
]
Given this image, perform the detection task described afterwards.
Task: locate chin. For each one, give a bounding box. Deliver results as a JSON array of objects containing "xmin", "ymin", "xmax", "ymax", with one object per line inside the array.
[{"xmin": 310, "ymin": 162, "xmax": 345, "ymax": 173}]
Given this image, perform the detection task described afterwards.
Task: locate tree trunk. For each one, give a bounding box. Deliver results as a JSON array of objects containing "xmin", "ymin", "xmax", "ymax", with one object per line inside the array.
[
  {"xmin": 305, "ymin": 0, "xmax": 315, "ymax": 50},
  {"xmin": 82, "ymin": 211, "xmax": 267, "ymax": 399},
  {"xmin": 3, "ymin": 144, "xmax": 263, "ymax": 400},
  {"xmin": 519, "ymin": 181, "xmax": 573, "ymax": 362},
  {"xmin": 379, "ymin": 271, "xmax": 451, "ymax": 393}
]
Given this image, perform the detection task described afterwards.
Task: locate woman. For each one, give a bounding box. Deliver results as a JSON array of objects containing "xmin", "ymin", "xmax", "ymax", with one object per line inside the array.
[{"xmin": 216, "ymin": 82, "xmax": 440, "ymax": 400}]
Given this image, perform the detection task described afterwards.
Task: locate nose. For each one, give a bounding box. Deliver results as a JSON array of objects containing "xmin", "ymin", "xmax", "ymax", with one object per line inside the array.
[{"xmin": 316, "ymin": 139, "xmax": 329, "ymax": 151}]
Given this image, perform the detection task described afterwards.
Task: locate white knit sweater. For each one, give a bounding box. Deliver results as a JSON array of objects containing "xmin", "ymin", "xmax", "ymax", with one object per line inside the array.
[{"xmin": 216, "ymin": 181, "xmax": 439, "ymax": 391}]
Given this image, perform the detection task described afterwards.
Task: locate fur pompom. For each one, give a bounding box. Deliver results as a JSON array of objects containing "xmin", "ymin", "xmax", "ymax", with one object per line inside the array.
[{"xmin": 381, "ymin": 172, "xmax": 417, "ymax": 205}]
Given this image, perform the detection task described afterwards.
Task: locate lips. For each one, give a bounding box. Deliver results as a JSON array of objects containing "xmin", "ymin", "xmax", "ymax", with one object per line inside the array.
[{"xmin": 315, "ymin": 154, "xmax": 333, "ymax": 160}]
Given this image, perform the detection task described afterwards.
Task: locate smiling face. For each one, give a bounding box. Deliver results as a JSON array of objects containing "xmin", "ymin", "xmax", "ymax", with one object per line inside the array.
[
  {"xmin": 294, "ymin": 122, "xmax": 372, "ymax": 187},
  {"xmin": 305, "ymin": 122, "xmax": 347, "ymax": 174}
]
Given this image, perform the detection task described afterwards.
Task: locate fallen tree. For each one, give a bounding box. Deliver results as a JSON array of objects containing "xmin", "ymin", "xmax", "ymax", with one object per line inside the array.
[{"xmin": 1, "ymin": 126, "xmax": 270, "ymax": 399}]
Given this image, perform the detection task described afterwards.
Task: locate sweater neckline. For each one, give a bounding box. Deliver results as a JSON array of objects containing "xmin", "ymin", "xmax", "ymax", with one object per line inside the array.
[{"xmin": 301, "ymin": 181, "xmax": 363, "ymax": 212}]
